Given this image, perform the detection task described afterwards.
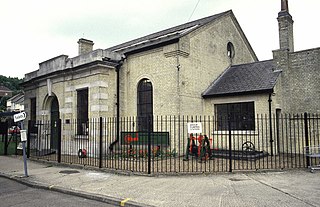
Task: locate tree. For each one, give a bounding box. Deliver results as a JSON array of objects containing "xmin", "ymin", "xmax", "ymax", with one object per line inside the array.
[{"xmin": 0, "ymin": 75, "xmax": 23, "ymax": 111}]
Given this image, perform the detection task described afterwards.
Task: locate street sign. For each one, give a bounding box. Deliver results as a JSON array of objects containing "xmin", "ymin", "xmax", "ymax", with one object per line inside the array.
[{"xmin": 13, "ymin": 112, "xmax": 27, "ymax": 122}]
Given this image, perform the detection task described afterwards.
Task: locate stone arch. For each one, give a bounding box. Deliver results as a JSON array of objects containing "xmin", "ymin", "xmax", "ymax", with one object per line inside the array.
[
  {"xmin": 42, "ymin": 94, "xmax": 60, "ymax": 119},
  {"xmin": 42, "ymin": 93, "xmax": 60, "ymax": 150}
]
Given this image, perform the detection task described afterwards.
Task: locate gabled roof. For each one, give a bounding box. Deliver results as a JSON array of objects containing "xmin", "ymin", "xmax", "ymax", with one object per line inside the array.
[
  {"xmin": 7, "ymin": 93, "xmax": 24, "ymax": 104},
  {"xmin": 107, "ymin": 10, "xmax": 232, "ymax": 54},
  {"xmin": 0, "ymin": 85, "xmax": 12, "ymax": 92},
  {"xmin": 202, "ymin": 60, "xmax": 281, "ymax": 98}
]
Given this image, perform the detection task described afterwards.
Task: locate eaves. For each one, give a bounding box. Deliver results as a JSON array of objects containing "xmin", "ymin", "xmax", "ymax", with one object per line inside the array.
[{"xmin": 202, "ymin": 88, "xmax": 274, "ymax": 99}]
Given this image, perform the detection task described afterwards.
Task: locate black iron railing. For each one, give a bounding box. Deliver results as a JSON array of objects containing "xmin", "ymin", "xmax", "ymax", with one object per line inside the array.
[
  {"xmin": 27, "ymin": 113, "xmax": 320, "ymax": 174},
  {"xmin": 0, "ymin": 120, "xmax": 20, "ymax": 156}
]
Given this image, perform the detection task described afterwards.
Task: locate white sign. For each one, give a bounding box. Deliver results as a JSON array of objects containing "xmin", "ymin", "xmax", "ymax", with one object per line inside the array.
[
  {"xmin": 187, "ymin": 122, "xmax": 202, "ymax": 134},
  {"xmin": 14, "ymin": 112, "xmax": 27, "ymax": 122},
  {"xmin": 20, "ymin": 130, "xmax": 27, "ymax": 142}
]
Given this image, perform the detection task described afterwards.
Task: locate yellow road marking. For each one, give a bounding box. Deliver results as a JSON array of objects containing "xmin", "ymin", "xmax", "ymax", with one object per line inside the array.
[{"xmin": 120, "ymin": 198, "xmax": 131, "ymax": 206}]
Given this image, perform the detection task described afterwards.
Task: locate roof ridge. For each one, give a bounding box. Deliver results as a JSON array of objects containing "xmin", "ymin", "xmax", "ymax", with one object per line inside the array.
[
  {"xmin": 0, "ymin": 85, "xmax": 12, "ymax": 91},
  {"xmin": 229, "ymin": 59, "xmax": 274, "ymax": 68},
  {"xmin": 107, "ymin": 10, "xmax": 232, "ymax": 52}
]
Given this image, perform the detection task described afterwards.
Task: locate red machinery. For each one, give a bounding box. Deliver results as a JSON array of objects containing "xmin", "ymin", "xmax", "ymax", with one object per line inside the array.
[
  {"xmin": 78, "ymin": 148, "xmax": 87, "ymax": 158},
  {"xmin": 184, "ymin": 133, "xmax": 212, "ymax": 161}
]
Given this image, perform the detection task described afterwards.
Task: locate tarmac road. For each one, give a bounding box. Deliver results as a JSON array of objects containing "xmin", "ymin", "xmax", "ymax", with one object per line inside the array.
[
  {"xmin": 0, "ymin": 156, "xmax": 319, "ymax": 207},
  {"xmin": 0, "ymin": 177, "xmax": 113, "ymax": 207}
]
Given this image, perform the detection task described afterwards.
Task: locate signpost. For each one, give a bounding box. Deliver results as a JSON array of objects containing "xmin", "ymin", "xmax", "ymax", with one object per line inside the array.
[{"xmin": 14, "ymin": 112, "xmax": 28, "ymax": 177}]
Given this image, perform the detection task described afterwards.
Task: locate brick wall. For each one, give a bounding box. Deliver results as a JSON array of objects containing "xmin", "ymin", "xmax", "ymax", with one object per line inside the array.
[
  {"xmin": 120, "ymin": 14, "xmax": 257, "ymax": 117},
  {"xmin": 274, "ymin": 47, "xmax": 320, "ymax": 114}
]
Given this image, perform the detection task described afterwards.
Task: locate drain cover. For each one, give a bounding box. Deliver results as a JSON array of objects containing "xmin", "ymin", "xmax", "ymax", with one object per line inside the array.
[
  {"xmin": 229, "ymin": 178, "xmax": 246, "ymax": 182},
  {"xmin": 59, "ymin": 170, "xmax": 80, "ymax": 174}
]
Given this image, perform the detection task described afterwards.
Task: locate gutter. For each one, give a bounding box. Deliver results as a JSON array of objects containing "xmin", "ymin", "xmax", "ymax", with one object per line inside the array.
[
  {"xmin": 202, "ymin": 89, "xmax": 274, "ymax": 98},
  {"xmin": 107, "ymin": 58, "xmax": 125, "ymax": 152}
]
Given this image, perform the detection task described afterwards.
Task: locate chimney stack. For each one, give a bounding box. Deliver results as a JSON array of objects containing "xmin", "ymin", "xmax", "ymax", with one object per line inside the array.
[
  {"xmin": 281, "ymin": 0, "xmax": 289, "ymax": 12},
  {"xmin": 78, "ymin": 38, "xmax": 94, "ymax": 55},
  {"xmin": 277, "ymin": 0, "xmax": 294, "ymax": 52}
]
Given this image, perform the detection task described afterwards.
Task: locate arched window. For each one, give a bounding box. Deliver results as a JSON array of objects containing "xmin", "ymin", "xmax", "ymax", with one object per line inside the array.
[
  {"xmin": 227, "ymin": 42, "xmax": 235, "ymax": 59},
  {"xmin": 137, "ymin": 79, "xmax": 153, "ymax": 131}
]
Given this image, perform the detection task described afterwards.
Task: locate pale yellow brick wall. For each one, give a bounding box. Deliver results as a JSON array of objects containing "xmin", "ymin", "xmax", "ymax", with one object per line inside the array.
[
  {"xmin": 179, "ymin": 15, "xmax": 257, "ymax": 115},
  {"xmin": 120, "ymin": 14, "xmax": 257, "ymax": 118},
  {"xmin": 201, "ymin": 93, "xmax": 278, "ymax": 153},
  {"xmin": 203, "ymin": 94, "xmax": 272, "ymax": 115},
  {"xmin": 120, "ymin": 47, "xmax": 180, "ymax": 117},
  {"xmin": 117, "ymin": 14, "xmax": 258, "ymax": 150}
]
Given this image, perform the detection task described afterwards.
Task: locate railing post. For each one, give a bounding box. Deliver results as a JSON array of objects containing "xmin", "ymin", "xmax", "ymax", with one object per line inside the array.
[
  {"xmin": 15, "ymin": 128, "xmax": 18, "ymax": 155},
  {"xmin": 27, "ymin": 120, "xmax": 31, "ymax": 158},
  {"xmin": 99, "ymin": 117, "xmax": 103, "ymax": 168},
  {"xmin": 228, "ymin": 115, "xmax": 232, "ymax": 173},
  {"xmin": 269, "ymin": 94, "xmax": 274, "ymax": 156},
  {"xmin": 304, "ymin": 112, "xmax": 310, "ymax": 168},
  {"xmin": 4, "ymin": 133, "xmax": 8, "ymax": 155},
  {"xmin": 4, "ymin": 121, "xmax": 8, "ymax": 155},
  {"xmin": 147, "ymin": 116, "xmax": 152, "ymax": 174},
  {"xmin": 57, "ymin": 119, "xmax": 62, "ymax": 163}
]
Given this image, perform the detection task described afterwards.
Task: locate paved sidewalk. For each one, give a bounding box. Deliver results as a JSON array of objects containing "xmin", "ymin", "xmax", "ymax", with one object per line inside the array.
[{"xmin": 0, "ymin": 156, "xmax": 319, "ymax": 207}]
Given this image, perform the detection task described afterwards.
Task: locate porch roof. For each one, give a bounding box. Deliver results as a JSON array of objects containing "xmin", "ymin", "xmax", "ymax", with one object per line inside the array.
[{"xmin": 202, "ymin": 60, "xmax": 281, "ymax": 98}]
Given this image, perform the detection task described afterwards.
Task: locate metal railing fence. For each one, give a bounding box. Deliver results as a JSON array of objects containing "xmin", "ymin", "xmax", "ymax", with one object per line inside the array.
[{"xmin": 27, "ymin": 113, "xmax": 320, "ymax": 174}]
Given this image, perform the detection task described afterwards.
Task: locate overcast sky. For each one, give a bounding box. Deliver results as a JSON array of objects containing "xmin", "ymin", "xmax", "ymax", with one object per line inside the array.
[{"xmin": 1, "ymin": 0, "xmax": 319, "ymax": 78}]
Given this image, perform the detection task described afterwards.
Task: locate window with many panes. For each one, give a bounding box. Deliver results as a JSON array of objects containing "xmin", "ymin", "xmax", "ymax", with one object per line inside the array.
[
  {"xmin": 77, "ymin": 88, "xmax": 88, "ymax": 135},
  {"xmin": 215, "ymin": 102, "xmax": 255, "ymax": 130},
  {"xmin": 137, "ymin": 79, "xmax": 153, "ymax": 131}
]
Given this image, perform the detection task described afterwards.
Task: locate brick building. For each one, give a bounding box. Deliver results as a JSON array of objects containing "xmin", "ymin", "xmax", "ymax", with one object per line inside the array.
[
  {"xmin": 22, "ymin": 10, "xmax": 257, "ymax": 128},
  {"xmin": 22, "ymin": 0, "xmax": 319, "ymax": 135},
  {"xmin": 201, "ymin": 0, "xmax": 320, "ymax": 127}
]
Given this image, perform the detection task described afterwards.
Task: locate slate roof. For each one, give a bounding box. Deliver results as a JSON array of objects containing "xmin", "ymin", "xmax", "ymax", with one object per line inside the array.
[
  {"xmin": 107, "ymin": 10, "xmax": 231, "ymax": 54},
  {"xmin": 0, "ymin": 85, "xmax": 12, "ymax": 92},
  {"xmin": 7, "ymin": 93, "xmax": 24, "ymax": 104},
  {"xmin": 202, "ymin": 60, "xmax": 281, "ymax": 98}
]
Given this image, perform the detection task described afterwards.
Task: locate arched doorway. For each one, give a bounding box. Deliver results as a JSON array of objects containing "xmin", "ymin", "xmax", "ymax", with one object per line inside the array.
[{"xmin": 50, "ymin": 96, "xmax": 60, "ymax": 150}]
